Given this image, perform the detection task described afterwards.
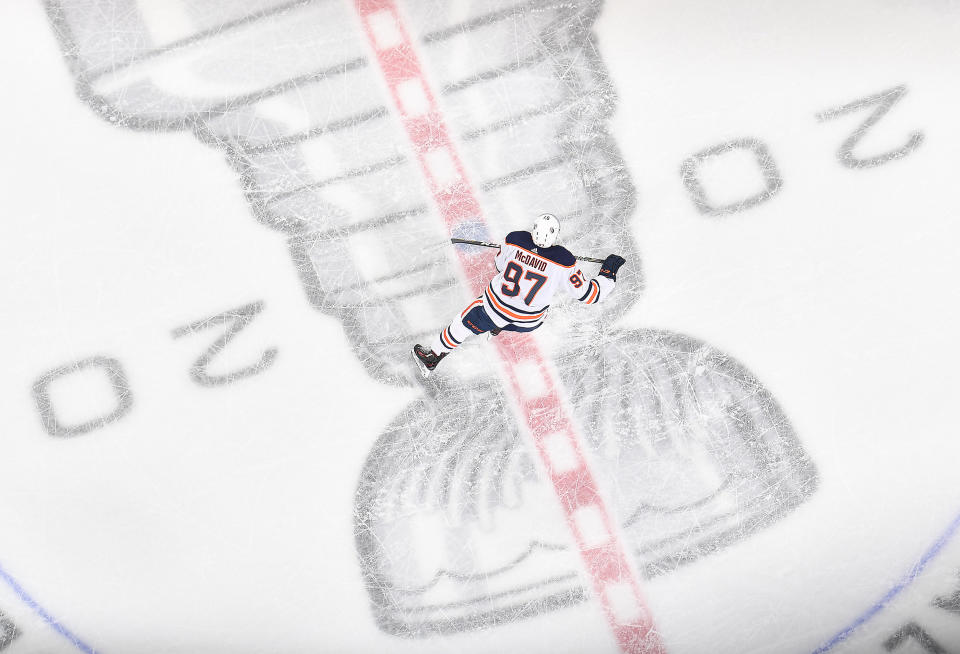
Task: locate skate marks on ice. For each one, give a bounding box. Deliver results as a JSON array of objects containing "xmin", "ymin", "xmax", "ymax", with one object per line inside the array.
[
  {"xmin": 811, "ymin": 511, "xmax": 960, "ymax": 653},
  {"xmin": 43, "ymin": 0, "xmax": 818, "ymax": 642},
  {"xmin": 680, "ymin": 84, "xmax": 925, "ymax": 219},
  {"xmin": 558, "ymin": 331, "xmax": 817, "ymax": 579},
  {"xmin": 0, "ymin": 611, "xmax": 16, "ymax": 652},
  {"xmin": 815, "ymin": 85, "xmax": 924, "ymax": 170},
  {"xmin": 354, "ymin": 378, "xmax": 585, "ymax": 636},
  {"xmin": 0, "ymin": 562, "xmax": 98, "ymax": 654},
  {"xmin": 44, "ymin": 0, "xmax": 643, "ymax": 386},
  {"xmin": 170, "ymin": 300, "xmax": 278, "ymax": 387},
  {"xmin": 355, "ymin": 330, "xmax": 817, "ymax": 636},
  {"xmin": 30, "ymin": 299, "xmax": 275, "ymax": 439},
  {"xmin": 351, "ymin": 1, "xmax": 662, "ymax": 647},
  {"xmin": 31, "ymin": 356, "xmax": 133, "ymax": 438},
  {"xmin": 680, "ymin": 138, "xmax": 783, "ymax": 217}
]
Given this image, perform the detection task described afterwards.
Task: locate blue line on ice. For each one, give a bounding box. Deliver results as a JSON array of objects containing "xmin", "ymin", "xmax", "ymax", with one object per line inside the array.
[
  {"xmin": 0, "ymin": 561, "xmax": 98, "ymax": 653},
  {"xmin": 811, "ymin": 509, "xmax": 960, "ymax": 653}
]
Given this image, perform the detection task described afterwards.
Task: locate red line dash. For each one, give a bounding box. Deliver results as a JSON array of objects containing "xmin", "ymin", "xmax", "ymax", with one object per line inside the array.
[{"xmin": 355, "ymin": 2, "xmax": 664, "ymax": 652}]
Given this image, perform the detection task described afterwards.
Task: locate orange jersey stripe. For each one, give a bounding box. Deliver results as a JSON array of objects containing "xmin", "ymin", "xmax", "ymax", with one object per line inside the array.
[
  {"xmin": 461, "ymin": 298, "xmax": 483, "ymax": 318},
  {"xmin": 440, "ymin": 328, "xmax": 456, "ymax": 349},
  {"xmin": 588, "ymin": 280, "xmax": 599, "ymax": 304},
  {"xmin": 486, "ymin": 288, "xmax": 546, "ymax": 322}
]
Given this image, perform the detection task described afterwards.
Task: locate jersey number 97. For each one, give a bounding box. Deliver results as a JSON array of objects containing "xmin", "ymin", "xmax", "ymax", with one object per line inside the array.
[{"xmin": 502, "ymin": 262, "xmax": 547, "ymax": 305}]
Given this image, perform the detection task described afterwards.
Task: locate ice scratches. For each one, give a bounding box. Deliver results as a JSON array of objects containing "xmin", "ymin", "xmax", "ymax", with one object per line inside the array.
[
  {"xmin": 238, "ymin": 107, "xmax": 390, "ymax": 154},
  {"xmin": 32, "ymin": 356, "xmax": 133, "ymax": 438},
  {"xmin": 481, "ymin": 155, "xmax": 568, "ymax": 191},
  {"xmin": 568, "ymin": 330, "xmax": 819, "ymax": 578},
  {"xmin": 816, "ymin": 85, "xmax": 925, "ymax": 169},
  {"xmin": 622, "ymin": 475, "xmax": 735, "ymax": 520},
  {"xmin": 390, "ymin": 541, "xmax": 571, "ymax": 594},
  {"xmin": 355, "ymin": 330, "xmax": 818, "ymax": 635},
  {"xmin": 43, "ymin": 0, "xmax": 820, "ymax": 641},
  {"xmin": 461, "ymin": 98, "xmax": 568, "ymax": 140},
  {"xmin": 934, "ymin": 581, "xmax": 960, "ymax": 615},
  {"xmin": 421, "ymin": 0, "xmax": 575, "ymax": 43},
  {"xmin": 205, "ymin": 57, "xmax": 370, "ymax": 119},
  {"xmin": 0, "ymin": 611, "xmax": 18, "ymax": 651},
  {"xmin": 83, "ymin": 0, "xmax": 324, "ymax": 82},
  {"xmin": 44, "ymin": 0, "xmax": 642, "ymax": 386},
  {"xmin": 265, "ymin": 154, "xmax": 408, "ymax": 204},
  {"xmin": 307, "ymin": 206, "xmax": 429, "ymax": 241},
  {"xmin": 355, "ymin": 384, "xmax": 588, "ymax": 636},
  {"xmin": 170, "ymin": 301, "xmax": 278, "ymax": 387},
  {"xmin": 441, "ymin": 52, "xmax": 549, "ymax": 94}
]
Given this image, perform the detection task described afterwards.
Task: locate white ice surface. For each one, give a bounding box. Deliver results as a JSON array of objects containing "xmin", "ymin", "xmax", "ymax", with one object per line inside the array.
[{"xmin": 1, "ymin": 1, "xmax": 959, "ymax": 653}]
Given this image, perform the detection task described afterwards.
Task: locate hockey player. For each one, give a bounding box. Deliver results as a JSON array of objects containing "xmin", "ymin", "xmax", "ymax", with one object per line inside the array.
[{"xmin": 412, "ymin": 213, "xmax": 626, "ymax": 377}]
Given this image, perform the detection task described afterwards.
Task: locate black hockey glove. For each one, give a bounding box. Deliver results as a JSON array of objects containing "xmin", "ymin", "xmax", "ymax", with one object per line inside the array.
[{"xmin": 599, "ymin": 254, "xmax": 626, "ymax": 281}]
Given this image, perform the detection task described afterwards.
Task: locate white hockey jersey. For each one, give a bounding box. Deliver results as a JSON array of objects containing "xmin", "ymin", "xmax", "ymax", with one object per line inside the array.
[{"xmin": 480, "ymin": 230, "xmax": 615, "ymax": 330}]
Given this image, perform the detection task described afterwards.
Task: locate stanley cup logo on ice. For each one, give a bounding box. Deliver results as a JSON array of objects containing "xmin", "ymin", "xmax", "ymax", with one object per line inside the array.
[{"xmin": 48, "ymin": 0, "xmax": 817, "ymax": 638}]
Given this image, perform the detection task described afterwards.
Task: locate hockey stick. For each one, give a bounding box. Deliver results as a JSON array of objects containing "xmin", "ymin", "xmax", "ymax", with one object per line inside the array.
[{"xmin": 450, "ymin": 238, "xmax": 605, "ymax": 264}]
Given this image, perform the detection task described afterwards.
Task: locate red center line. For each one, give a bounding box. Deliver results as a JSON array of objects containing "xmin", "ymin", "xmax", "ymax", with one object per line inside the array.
[{"xmin": 354, "ymin": 2, "xmax": 664, "ymax": 651}]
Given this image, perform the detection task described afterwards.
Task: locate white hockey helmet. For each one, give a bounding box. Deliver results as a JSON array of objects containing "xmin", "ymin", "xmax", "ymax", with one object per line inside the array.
[{"xmin": 531, "ymin": 213, "xmax": 561, "ymax": 248}]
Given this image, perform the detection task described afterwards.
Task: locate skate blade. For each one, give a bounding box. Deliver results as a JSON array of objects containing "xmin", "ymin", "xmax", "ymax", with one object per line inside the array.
[{"xmin": 412, "ymin": 349, "xmax": 431, "ymax": 379}]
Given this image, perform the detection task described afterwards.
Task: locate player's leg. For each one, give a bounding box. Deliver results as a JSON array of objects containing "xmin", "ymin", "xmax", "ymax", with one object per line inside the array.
[
  {"xmin": 412, "ymin": 300, "xmax": 497, "ymax": 377},
  {"xmin": 429, "ymin": 302, "xmax": 498, "ymax": 355},
  {"xmin": 430, "ymin": 313, "xmax": 473, "ymax": 355}
]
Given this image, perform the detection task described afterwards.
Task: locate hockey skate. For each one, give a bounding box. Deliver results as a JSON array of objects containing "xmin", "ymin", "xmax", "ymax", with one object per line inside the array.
[
  {"xmin": 486, "ymin": 328, "xmax": 502, "ymax": 341},
  {"xmin": 412, "ymin": 344, "xmax": 447, "ymax": 378}
]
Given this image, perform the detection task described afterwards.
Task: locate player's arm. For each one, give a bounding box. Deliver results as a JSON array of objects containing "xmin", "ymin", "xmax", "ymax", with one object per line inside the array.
[{"xmin": 567, "ymin": 254, "xmax": 626, "ymax": 305}]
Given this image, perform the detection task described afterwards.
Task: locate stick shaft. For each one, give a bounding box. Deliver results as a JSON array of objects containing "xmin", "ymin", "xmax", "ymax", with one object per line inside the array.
[{"xmin": 450, "ymin": 238, "xmax": 604, "ymax": 264}]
